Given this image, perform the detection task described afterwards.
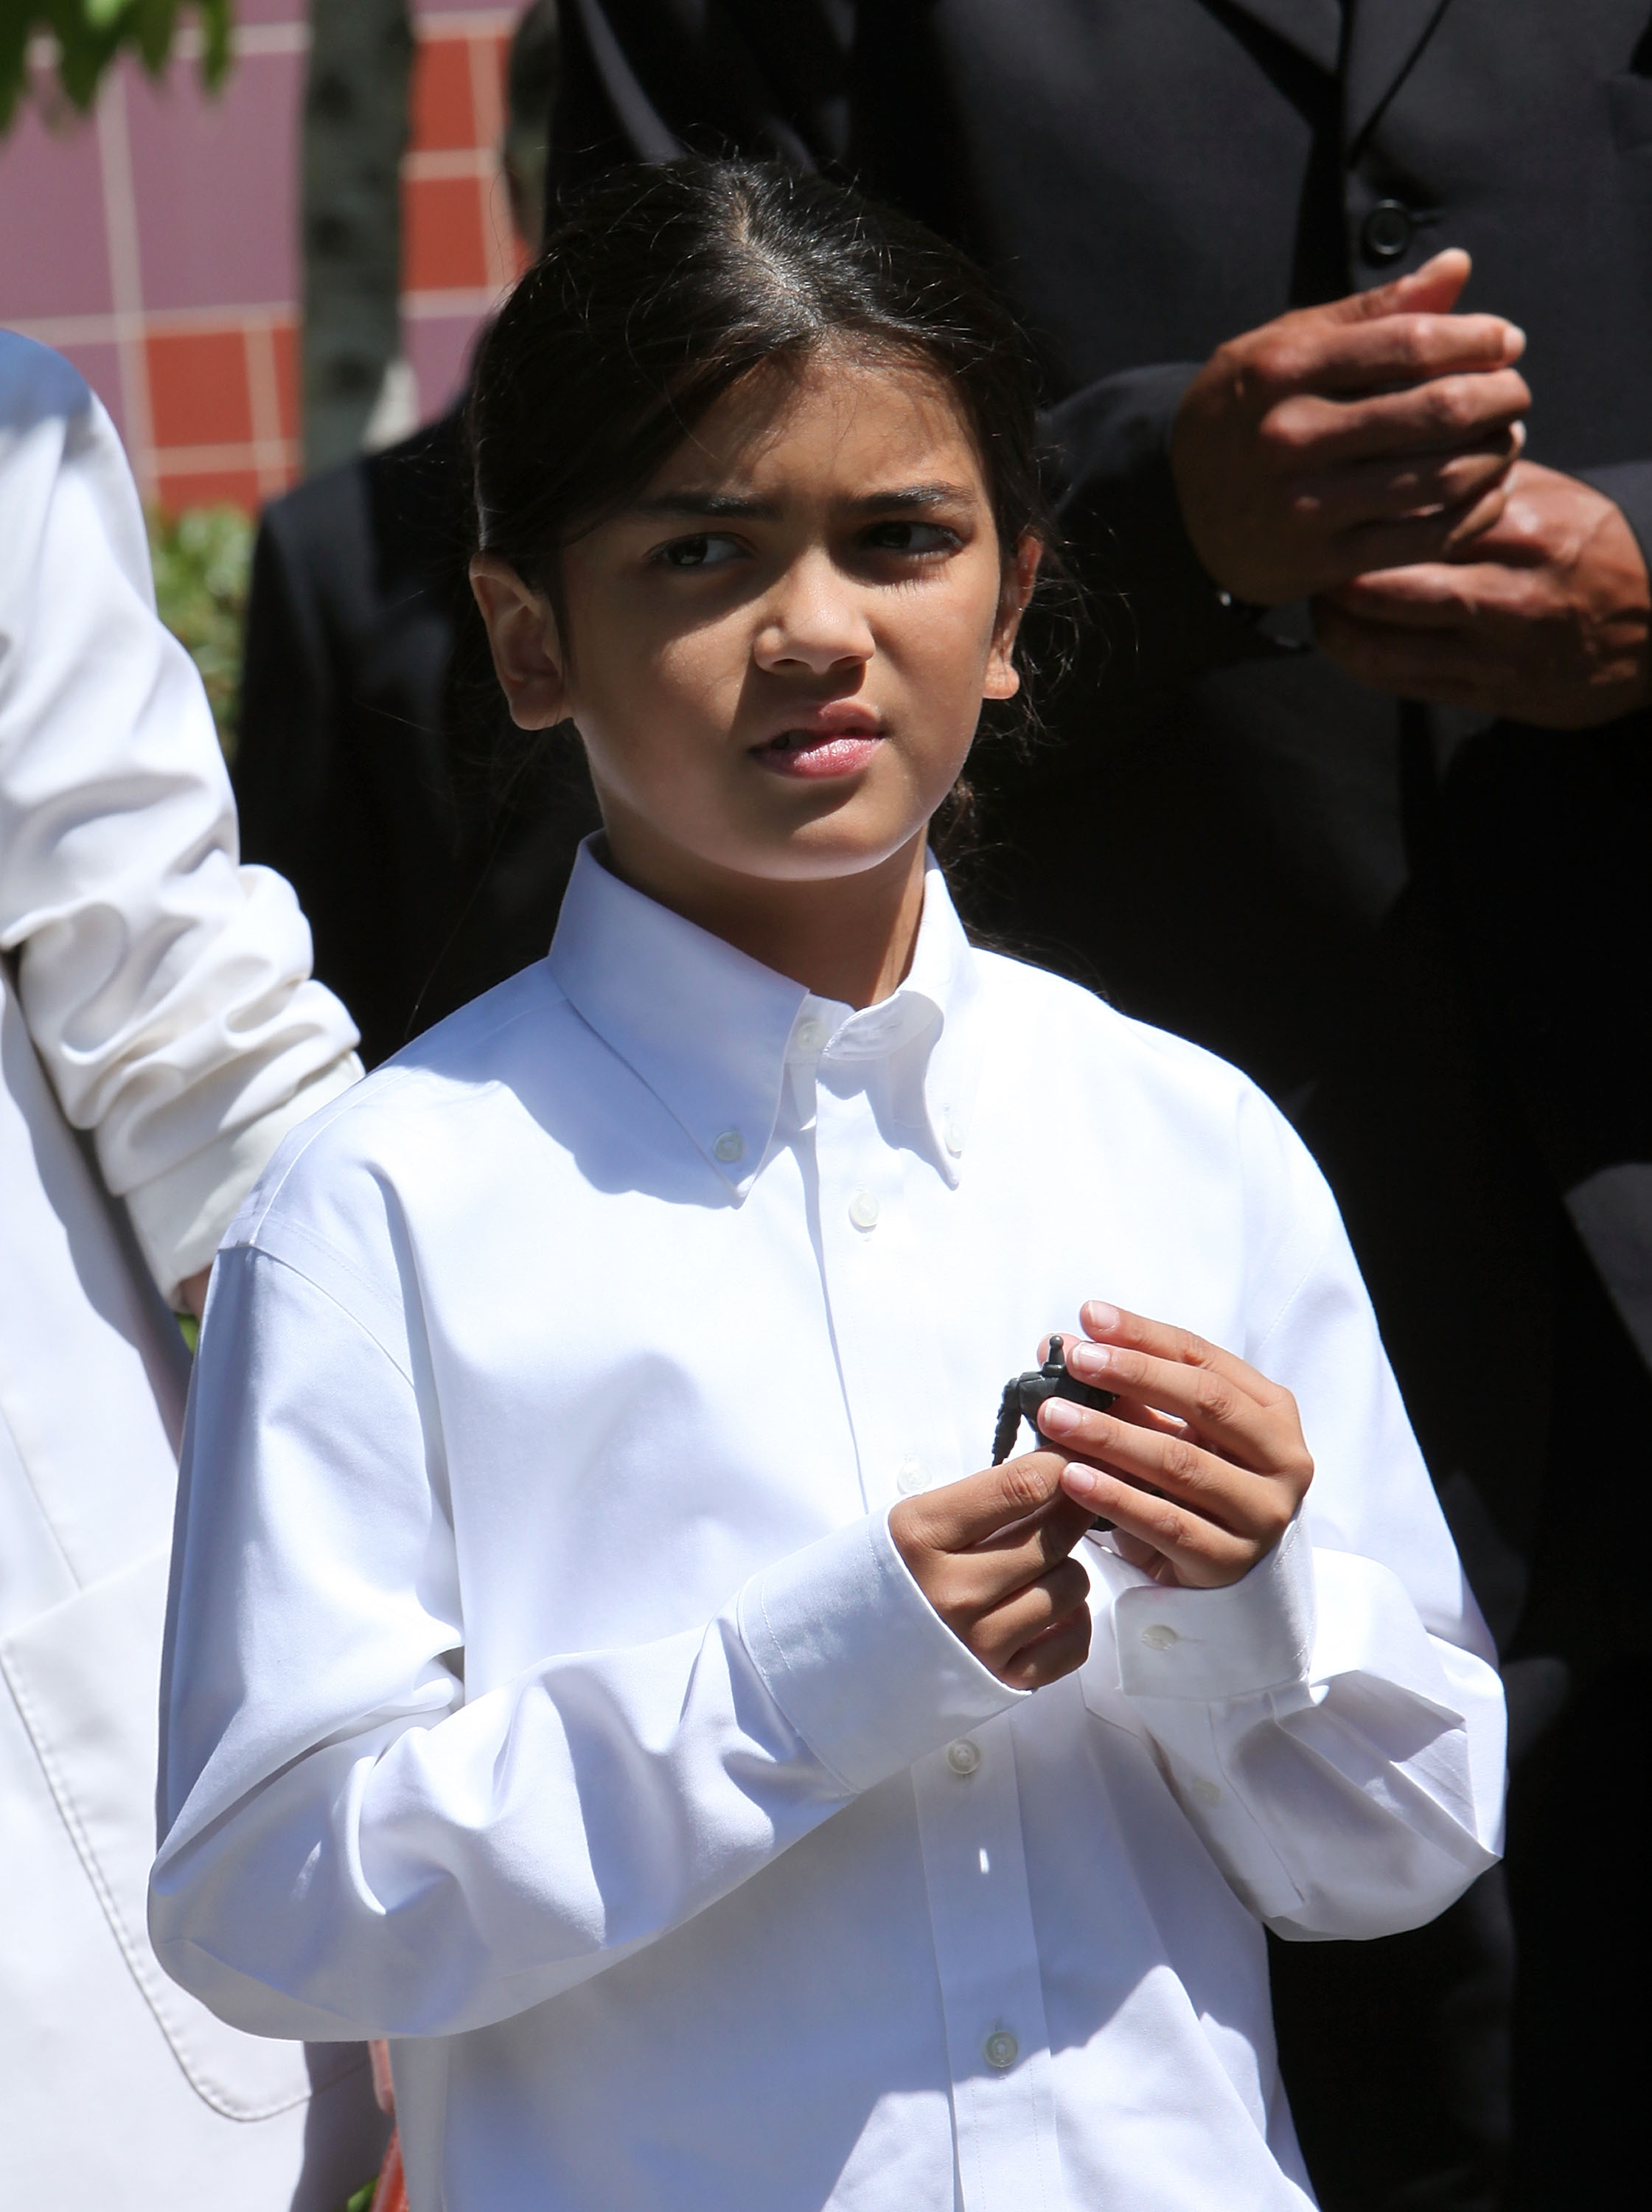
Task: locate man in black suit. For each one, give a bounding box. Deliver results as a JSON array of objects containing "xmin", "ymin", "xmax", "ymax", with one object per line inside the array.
[{"xmin": 551, "ymin": 7, "xmax": 1652, "ymax": 2208}]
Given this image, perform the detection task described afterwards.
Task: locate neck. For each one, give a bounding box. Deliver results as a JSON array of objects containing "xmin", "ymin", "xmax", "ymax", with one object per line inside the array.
[{"xmin": 599, "ymin": 828, "xmax": 930, "ymax": 1009}]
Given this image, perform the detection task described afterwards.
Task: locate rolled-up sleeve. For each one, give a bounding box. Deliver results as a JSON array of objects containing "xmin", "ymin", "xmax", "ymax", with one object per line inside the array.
[{"xmin": 0, "ymin": 337, "xmax": 360, "ymax": 1301}]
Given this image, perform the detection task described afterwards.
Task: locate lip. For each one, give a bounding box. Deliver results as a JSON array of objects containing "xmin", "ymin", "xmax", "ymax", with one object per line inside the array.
[{"xmin": 749, "ymin": 701, "xmax": 886, "ymax": 780}]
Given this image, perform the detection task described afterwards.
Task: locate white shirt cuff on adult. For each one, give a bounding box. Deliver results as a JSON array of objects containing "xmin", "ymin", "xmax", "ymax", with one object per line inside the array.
[
  {"xmin": 738, "ymin": 1506, "xmax": 1024, "ymax": 1793},
  {"xmin": 125, "ymin": 1054, "xmax": 363, "ymax": 1304},
  {"xmin": 1114, "ymin": 1512, "xmax": 1317, "ymax": 1703}
]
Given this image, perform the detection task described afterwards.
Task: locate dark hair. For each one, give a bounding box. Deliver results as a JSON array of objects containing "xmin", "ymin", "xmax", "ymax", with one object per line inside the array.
[{"xmin": 464, "ymin": 159, "xmax": 1072, "ymax": 855}]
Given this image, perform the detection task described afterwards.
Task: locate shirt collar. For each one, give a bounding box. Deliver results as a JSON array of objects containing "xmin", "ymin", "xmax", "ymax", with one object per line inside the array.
[{"xmin": 547, "ymin": 839, "xmax": 984, "ymax": 1196}]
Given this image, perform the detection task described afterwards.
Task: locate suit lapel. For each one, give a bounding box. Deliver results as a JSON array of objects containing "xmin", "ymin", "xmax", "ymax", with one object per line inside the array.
[
  {"xmin": 1218, "ymin": 0, "xmax": 1342, "ymax": 77},
  {"xmin": 1343, "ymin": 0, "xmax": 1456, "ymax": 147}
]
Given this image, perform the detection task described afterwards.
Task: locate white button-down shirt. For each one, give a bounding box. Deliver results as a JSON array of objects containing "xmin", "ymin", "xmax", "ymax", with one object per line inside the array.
[{"xmin": 153, "ymin": 842, "xmax": 1505, "ymax": 2212}]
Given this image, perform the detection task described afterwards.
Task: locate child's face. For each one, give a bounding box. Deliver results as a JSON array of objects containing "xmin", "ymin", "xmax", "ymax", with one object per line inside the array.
[{"xmin": 473, "ymin": 349, "xmax": 1036, "ymax": 903}]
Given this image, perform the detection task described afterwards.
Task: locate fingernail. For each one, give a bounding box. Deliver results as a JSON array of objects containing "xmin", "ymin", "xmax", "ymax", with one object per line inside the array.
[
  {"xmin": 1067, "ymin": 1340, "xmax": 1115, "ymax": 1377},
  {"xmin": 1502, "ymin": 324, "xmax": 1527, "ymax": 360},
  {"xmin": 1083, "ymin": 1301, "xmax": 1120, "ymax": 1333},
  {"xmin": 1041, "ymin": 1398, "xmax": 1081, "ymax": 1436},
  {"xmin": 1062, "ymin": 1461, "xmax": 1100, "ymax": 1501}
]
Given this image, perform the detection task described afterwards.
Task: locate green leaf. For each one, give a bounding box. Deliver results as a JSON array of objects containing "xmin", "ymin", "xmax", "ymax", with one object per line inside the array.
[{"xmin": 147, "ymin": 502, "xmax": 254, "ymax": 762}]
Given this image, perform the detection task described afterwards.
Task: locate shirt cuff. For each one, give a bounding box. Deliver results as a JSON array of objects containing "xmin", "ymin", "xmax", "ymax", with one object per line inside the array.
[
  {"xmin": 1115, "ymin": 1514, "xmax": 1317, "ymax": 1703},
  {"xmin": 125, "ymin": 1054, "xmax": 363, "ymax": 1302},
  {"xmin": 736, "ymin": 1509, "xmax": 1024, "ymax": 1794}
]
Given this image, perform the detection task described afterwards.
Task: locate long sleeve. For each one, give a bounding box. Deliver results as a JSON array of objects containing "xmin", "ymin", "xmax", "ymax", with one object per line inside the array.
[
  {"xmin": 0, "ymin": 338, "xmax": 360, "ymax": 1301},
  {"xmin": 1087, "ymin": 1119, "xmax": 1505, "ymax": 1941},
  {"xmin": 150, "ymin": 1241, "xmax": 1021, "ymax": 2045}
]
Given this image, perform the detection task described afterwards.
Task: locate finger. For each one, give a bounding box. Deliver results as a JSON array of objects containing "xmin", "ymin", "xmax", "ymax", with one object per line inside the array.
[
  {"xmin": 1059, "ymin": 1459, "xmax": 1264, "ymax": 1588},
  {"xmin": 998, "ymin": 1599, "xmax": 1093, "ymax": 1690},
  {"xmin": 1323, "ymin": 558, "xmax": 1534, "ymax": 625},
  {"xmin": 955, "ymin": 1490, "xmax": 1104, "ymax": 1613},
  {"xmin": 1109, "ymin": 1528, "xmax": 1172, "ymax": 1578},
  {"xmin": 1320, "ymin": 248, "xmax": 1472, "ymax": 324},
  {"xmin": 1051, "ymin": 1404, "xmax": 1300, "ymax": 1545},
  {"xmin": 1325, "ymin": 481, "xmax": 1519, "ymax": 582},
  {"xmin": 1282, "ymin": 310, "xmax": 1524, "ymax": 397},
  {"xmin": 1039, "ymin": 1354, "xmax": 1282, "ymax": 1474},
  {"xmin": 975, "ymin": 1557, "xmax": 1093, "ymax": 1663},
  {"xmin": 1300, "ymin": 425, "xmax": 1522, "ymax": 532},
  {"xmin": 1311, "ymin": 603, "xmax": 1508, "ymax": 704},
  {"xmin": 1267, "ymin": 368, "xmax": 1530, "ymax": 469},
  {"xmin": 907, "ymin": 1450, "xmax": 1070, "ymax": 1551},
  {"xmin": 1072, "ymin": 1303, "xmax": 1282, "ymax": 1410}
]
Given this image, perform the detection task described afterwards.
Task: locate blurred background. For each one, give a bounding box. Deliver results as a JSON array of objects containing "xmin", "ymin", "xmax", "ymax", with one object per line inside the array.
[{"xmin": 0, "ymin": 1, "xmax": 531, "ymax": 748}]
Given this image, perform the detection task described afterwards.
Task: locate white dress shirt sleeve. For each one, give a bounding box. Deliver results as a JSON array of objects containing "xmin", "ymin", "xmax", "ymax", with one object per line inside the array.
[
  {"xmin": 150, "ymin": 1239, "xmax": 1020, "ymax": 2043},
  {"xmin": 1091, "ymin": 1102, "xmax": 1506, "ymax": 1939},
  {"xmin": 0, "ymin": 338, "xmax": 360, "ymax": 1304}
]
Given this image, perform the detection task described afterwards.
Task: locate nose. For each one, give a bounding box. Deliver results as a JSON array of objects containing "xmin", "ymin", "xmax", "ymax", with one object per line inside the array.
[{"xmin": 752, "ymin": 551, "xmax": 874, "ymax": 678}]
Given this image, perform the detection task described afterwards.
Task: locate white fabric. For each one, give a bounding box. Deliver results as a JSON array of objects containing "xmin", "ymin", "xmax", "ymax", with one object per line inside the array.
[
  {"xmin": 0, "ymin": 333, "xmax": 375, "ymax": 2207},
  {"xmin": 153, "ymin": 838, "xmax": 1506, "ymax": 2212}
]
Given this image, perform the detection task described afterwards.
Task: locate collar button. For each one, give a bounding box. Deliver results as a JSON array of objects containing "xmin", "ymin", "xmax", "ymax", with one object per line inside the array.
[{"xmin": 712, "ymin": 1129, "xmax": 745, "ymax": 1165}]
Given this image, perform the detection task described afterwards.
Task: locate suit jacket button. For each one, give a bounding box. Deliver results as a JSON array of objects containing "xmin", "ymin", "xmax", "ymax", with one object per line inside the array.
[{"xmin": 1361, "ymin": 199, "xmax": 1415, "ymax": 262}]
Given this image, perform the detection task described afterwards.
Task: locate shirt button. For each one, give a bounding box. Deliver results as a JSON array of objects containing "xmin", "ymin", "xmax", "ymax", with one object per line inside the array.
[
  {"xmin": 1140, "ymin": 1623, "xmax": 1179, "ymax": 1652},
  {"xmin": 983, "ymin": 2029, "xmax": 1019, "ymax": 2071},
  {"xmin": 1188, "ymin": 1778, "xmax": 1223, "ymax": 1807},
  {"xmin": 944, "ymin": 1116, "xmax": 965, "ymax": 1157},
  {"xmin": 848, "ymin": 1189, "xmax": 880, "ymax": 1230},
  {"xmin": 945, "ymin": 1737, "xmax": 981, "ymax": 1777},
  {"xmin": 1360, "ymin": 198, "xmax": 1414, "ymax": 263},
  {"xmin": 712, "ymin": 1129, "xmax": 745, "ymax": 1165},
  {"xmin": 896, "ymin": 1456, "xmax": 927, "ymax": 1495},
  {"xmin": 795, "ymin": 1018, "xmax": 827, "ymax": 1053}
]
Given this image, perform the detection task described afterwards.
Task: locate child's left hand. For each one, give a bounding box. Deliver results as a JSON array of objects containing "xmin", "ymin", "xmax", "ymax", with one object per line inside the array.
[{"xmin": 1036, "ymin": 1301, "xmax": 1314, "ymax": 1589}]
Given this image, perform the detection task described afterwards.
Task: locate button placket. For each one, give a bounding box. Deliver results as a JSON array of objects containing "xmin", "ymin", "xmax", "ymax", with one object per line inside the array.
[
  {"xmin": 811, "ymin": 1073, "xmax": 933, "ymax": 1514},
  {"xmin": 912, "ymin": 1718, "xmax": 1064, "ymax": 2210}
]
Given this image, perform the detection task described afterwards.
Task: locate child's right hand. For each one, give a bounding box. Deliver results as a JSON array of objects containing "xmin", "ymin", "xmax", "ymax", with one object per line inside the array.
[{"xmin": 889, "ymin": 1453, "xmax": 1096, "ymax": 1689}]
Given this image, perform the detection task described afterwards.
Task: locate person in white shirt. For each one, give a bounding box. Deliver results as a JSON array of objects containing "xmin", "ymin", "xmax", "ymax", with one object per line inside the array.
[
  {"xmin": 150, "ymin": 164, "xmax": 1507, "ymax": 2212},
  {"xmin": 0, "ymin": 333, "xmax": 383, "ymax": 2205}
]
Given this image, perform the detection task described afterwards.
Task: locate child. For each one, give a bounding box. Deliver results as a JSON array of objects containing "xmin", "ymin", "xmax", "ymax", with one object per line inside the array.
[{"xmin": 151, "ymin": 164, "xmax": 1505, "ymax": 2211}]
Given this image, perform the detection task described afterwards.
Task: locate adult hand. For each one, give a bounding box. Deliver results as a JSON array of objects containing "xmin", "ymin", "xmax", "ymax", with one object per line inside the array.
[
  {"xmin": 1171, "ymin": 249, "xmax": 1530, "ymax": 606},
  {"xmin": 1313, "ymin": 460, "xmax": 1652, "ymax": 727},
  {"xmin": 1036, "ymin": 1303, "xmax": 1313, "ymax": 1590},
  {"xmin": 889, "ymin": 1452, "xmax": 1095, "ymax": 1688}
]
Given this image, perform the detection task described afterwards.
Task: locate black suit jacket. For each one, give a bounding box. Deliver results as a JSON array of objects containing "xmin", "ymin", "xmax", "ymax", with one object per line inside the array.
[
  {"xmin": 234, "ymin": 410, "xmax": 599, "ymax": 1069},
  {"xmin": 555, "ymin": 0, "xmax": 1652, "ymax": 1649}
]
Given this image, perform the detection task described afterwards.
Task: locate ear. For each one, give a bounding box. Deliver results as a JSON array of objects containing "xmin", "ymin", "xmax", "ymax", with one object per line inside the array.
[
  {"xmin": 983, "ymin": 532, "xmax": 1044, "ymax": 703},
  {"xmin": 469, "ymin": 553, "xmax": 568, "ymax": 729}
]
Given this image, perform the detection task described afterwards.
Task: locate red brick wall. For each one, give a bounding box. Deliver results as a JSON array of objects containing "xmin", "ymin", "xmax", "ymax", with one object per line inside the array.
[{"xmin": 0, "ymin": 2, "xmax": 525, "ymax": 510}]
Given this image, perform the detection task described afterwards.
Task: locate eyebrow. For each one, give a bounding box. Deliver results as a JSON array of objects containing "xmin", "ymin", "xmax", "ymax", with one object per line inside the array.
[{"xmin": 629, "ymin": 481, "xmax": 977, "ymax": 522}]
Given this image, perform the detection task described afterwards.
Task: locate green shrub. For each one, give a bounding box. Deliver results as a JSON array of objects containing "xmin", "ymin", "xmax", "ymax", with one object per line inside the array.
[{"xmin": 147, "ymin": 503, "xmax": 254, "ymax": 761}]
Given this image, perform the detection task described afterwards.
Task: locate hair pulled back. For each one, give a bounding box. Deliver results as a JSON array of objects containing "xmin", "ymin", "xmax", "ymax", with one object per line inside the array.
[{"xmin": 469, "ymin": 158, "xmax": 1057, "ymax": 638}]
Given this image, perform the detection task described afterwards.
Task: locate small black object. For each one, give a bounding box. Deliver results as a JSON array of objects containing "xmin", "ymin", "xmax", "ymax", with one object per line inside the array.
[
  {"xmin": 992, "ymin": 1335, "xmax": 1115, "ymax": 1462},
  {"xmin": 993, "ymin": 1334, "xmax": 1118, "ymax": 1534}
]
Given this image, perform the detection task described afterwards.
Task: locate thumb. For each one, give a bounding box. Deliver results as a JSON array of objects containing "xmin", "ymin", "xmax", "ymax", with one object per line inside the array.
[
  {"xmin": 1322, "ymin": 246, "xmax": 1473, "ymax": 326},
  {"xmin": 910, "ymin": 1451, "xmax": 1075, "ymax": 1552}
]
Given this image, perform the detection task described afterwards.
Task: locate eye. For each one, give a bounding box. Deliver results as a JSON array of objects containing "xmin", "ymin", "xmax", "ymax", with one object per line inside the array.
[
  {"xmin": 860, "ymin": 520, "xmax": 961, "ymax": 556},
  {"xmin": 652, "ymin": 532, "xmax": 745, "ymax": 571}
]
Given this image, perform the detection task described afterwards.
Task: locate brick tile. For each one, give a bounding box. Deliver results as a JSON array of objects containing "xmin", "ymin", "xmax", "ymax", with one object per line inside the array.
[
  {"xmin": 411, "ymin": 35, "xmax": 479, "ymax": 153},
  {"xmin": 147, "ymin": 330, "xmax": 254, "ymax": 449},
  {"xmin": 405, "ymin": 175, "xmax": 492, "ymax": 293}
]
